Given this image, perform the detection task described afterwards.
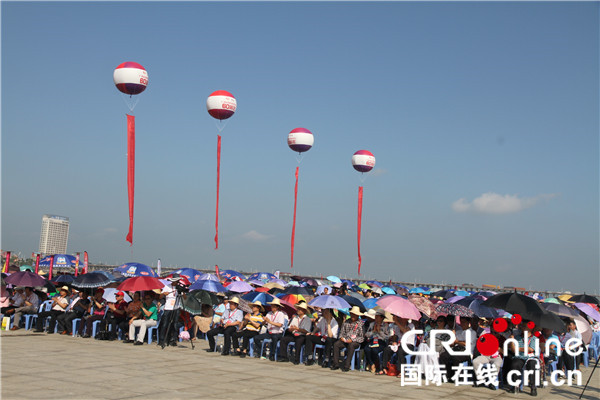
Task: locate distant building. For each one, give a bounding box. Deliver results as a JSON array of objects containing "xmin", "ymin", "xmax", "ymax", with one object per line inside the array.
[{"xmin": 39, "ymin": 214, "xmax": 69, "ymax": 254}]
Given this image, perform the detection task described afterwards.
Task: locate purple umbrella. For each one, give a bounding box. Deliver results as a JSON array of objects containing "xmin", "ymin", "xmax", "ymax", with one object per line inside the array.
[
  {"xmin": 188, "ymin": 279, "xmax": 226, "ymax": 293},
  {"xmin": 309, "ymin": 295, "xmax": 351, "ymax": 310},
  {"xmin": 435, "ymin": 303, "xmax": 475, "ymax": 318},
  {"xmin": 574, "ymin": 303, "xmax": 600, "ymax": 322},
  {"xmin": 4, "ymin": 271, "xmax": 47, "ymax": 287},
  {"xmin": 226, "ymin": 281, "xmax": 255, "ymax": 293}
]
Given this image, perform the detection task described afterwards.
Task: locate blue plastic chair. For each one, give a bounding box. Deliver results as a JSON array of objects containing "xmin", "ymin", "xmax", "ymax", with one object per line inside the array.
[
  {"xmin": 146, "ymin": 311, "xmax": 163, "ymax": 344},
  {"xmin": 286, "ymin": 341, "xmax": 306, "ymax": 363},
  {"xmin": 259, "ymin": 319, "xmax": 289, "ymax": 360},
  {"xmin": 589, "ymin": 332, "xmax": 600, "ymax": 361},
  {"xmin": 24, "ymin": 301, "xmax": 52, "ymax": 330}
]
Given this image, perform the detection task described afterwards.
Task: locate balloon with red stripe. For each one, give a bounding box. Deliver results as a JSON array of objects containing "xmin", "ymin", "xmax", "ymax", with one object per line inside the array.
[
  {"xmin": 207, "ymin": 90, "xmax": 237, "ymax": 120},
  {"xmin": 288, "ymin": 127, "xmax": 314, "ymax": 154},
  {"xmin": 352, "ymin": 150, "xmax": 376, "ymax": 173},
  {"xmin": 113, "ymin": 62, "xmax": 148, "ymax": 95}
]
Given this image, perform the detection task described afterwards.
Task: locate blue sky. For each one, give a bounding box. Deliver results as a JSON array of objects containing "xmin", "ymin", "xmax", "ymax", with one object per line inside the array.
[{"xmin": 2, "ymin": 1, "xmax": 598, "ymax": 294}]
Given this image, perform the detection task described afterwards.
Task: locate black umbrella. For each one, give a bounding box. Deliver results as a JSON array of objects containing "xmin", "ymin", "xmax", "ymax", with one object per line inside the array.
[
  {"xmin": 339, "ymin": 294, "xmax": 366, "ymax": 312},
  {"xmin": 568, "ymin": 294, "xmax": 599, "ymax": 306},
  {"xmin": 53, "ymin": 274, "xmax": 75, "ymax": 284},
  {"xmin": 431, "ymin": 290, "xmax": 455, "ymax": 299},
  {"xmin": 4, "ymin": 271, "xmax": 47, "ymax": 287},
  {"xmin": 183, "ymin": 290, "xmax": 219, "ymax": 315},
  {"xmin": 540, "ymin": 303, "xmax": 579, "ymax": 318},
  {"xmin": 530, "ymin": 310, "xmax": 567, "ymax": 333},
  {"xmin": 456, "ymin": 298, "xmax": 499, "ymax": 319},
  {"xmin": 283, "ymin": 286, "xmax": 311, "ymax": 296},
  {"xmin": 482, "ymin": 292, "xmax": 545, "ymax": 322},
  {"xmin": 72, "ymin": 272, "xmax": 112, "ymax": 288}
]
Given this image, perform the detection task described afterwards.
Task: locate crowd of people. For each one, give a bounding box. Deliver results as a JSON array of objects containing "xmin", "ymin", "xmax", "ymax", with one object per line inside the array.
[{"xmin": 2, "ymin": 275, "xmax": 599, "ymax": 396}]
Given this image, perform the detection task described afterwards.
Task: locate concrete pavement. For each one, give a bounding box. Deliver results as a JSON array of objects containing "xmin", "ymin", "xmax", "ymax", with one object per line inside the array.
[{"xmin": 1, "ymin": 330, "xmax": 598, "ymax": 400}]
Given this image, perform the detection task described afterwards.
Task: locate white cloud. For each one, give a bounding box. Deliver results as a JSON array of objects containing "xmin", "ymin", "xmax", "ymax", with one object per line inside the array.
[
  {"xmin": 103, "ymin": 227, "xmax": 118, "ymax": 233},
  {"xmin": 241, "ymin": 230, "xmax": 272, "ymax": 241},
  {"xmin": 452, "ymin": 192, "xmax": 558, "ymax": 214}
]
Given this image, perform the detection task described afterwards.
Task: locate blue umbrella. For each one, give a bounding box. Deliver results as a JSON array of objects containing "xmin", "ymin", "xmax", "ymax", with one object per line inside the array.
[
  {"xmin": 394, "ymin": 284, "xmax": 409, "ymax": 290},
  {"xmin": 241, "ymin": 292, "xmax": 276, "ymax": 304},
  {"xmin": 316, "ymin": 285, "xmax": 332, "ymax": 295},
  {"xmin": 308, "ymin": 295, "xmax": 351, "ymax": 310},
  {"xmin": 455, "ymin": 297, "xmax": 499, "ymax": 319},
  {"xmin": 174, "ymin": 268, "xmax": 203, "ymax": 282},
  {"xmin": 188, "ymin": 279, "xmax": 226, "ymax": 293},
  {"xmin": 341, "ymin": 279, "xmax": 354, "ymax": 286},
  {"xmin": 38, "ymin": 254, "xmax": 79, "ymax": 268},
  {"xmin": 382, "ymin": 287, "xmax": 396, "ymax": 295},
  {"xmin": 221, "ymin": 269, "xmax": 246, "ymax": 280},
  {"xmin": 327, "ymin": 275, "xmax": 342, "ymax": 284},
  {"xmin": 409, "ymin": 287, "xmax": 427, "ymax": 294},
  {"xmin": 247, "ymin": 272, "xmax": 276, "ymax": 282},
  {"xmin": 454, "ymin": 290, "xmax": 470, "ymax": 297},
  {"xmin": 366, "ymin": 280, "xmax": 384, "ymax": 287},
  {"xmin": 363, "ymin": 297, "xmax": 379, "ymax": 310},
  {"xmin": 198, "ymin": 273, "xmax": 219, "ymax": 282},
  {"xmin": 53, "ymin": 274, "xmax": 75, "ymax": 284},
  {"xmin": 114, "ymin": 262, "xmax": 158, "ymax": 278}
]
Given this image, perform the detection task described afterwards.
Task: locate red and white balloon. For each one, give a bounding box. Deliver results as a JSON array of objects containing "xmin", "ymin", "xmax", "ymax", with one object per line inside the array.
[
  {"xmin": 352, "ymin": 150, "xmax": 376, "ymax": 173},
  {"xmin": 287, "ymin": 127, "xmax": 314, "ymax": 153},
  {"xmin": 207, "ymin": 90, "xmax": 237, "ymax": 120},
  {"xmin": 113, "ymin": 62, "xmax": 148, "ymax": 95}
]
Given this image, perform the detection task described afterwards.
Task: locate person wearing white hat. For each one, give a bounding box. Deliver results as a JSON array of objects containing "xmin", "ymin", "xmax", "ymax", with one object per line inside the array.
[
  {"xmin": 253, "ymin": 298, "xmax": 287, "ymax": 361},
  {"xmin": 207, "ymin": 296, "xmax": 243, "ymax": 355},
  {"xmin": 33, "ymin": 286, "xmax": 69, "ymax": 333},
  {"xmin": 364, "ymin": 309, "xmax": 390, "ymax": 373},
  {"xmin": 332, "ymin": 306, "xmax": 365, "ymax": 371},
  {"xmin": 277, "ymin": 302, "xmax": 313, "ymax": 364}
]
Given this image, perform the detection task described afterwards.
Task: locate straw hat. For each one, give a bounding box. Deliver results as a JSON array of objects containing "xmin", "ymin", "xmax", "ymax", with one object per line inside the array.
[
  {"xmin": 349, "ymin": 306, "xmax": 363, "ymax": 316},
  {"xmin": 364, "ymin": 309, "xmax": 378, "ymax": 319},
  {"xmin": 268, "ymin": 298, "xmax": 282, "ymax": 307},
  {"xmin": 249, "ymin": 301, "xmax": 264, "ymax": 311},
  {"xmin": 59, "ymin": 286, "xmax": 70, "ymax": 292},
  {"xmin": 295, "ymin": 302, "xmax": 309, "ymax": 312},
  {"xmin": 229, "ymin": 296, "xmax": 240, "ymax": 304},
  {"xmin": 383, "ymin": 311, "xmax": 394, "ymax": 323}
]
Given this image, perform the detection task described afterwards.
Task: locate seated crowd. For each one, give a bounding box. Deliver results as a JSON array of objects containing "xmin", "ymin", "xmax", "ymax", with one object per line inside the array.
[{"xmin": 1, "ymin": 283, "xmax": 594, "ymax": 395}]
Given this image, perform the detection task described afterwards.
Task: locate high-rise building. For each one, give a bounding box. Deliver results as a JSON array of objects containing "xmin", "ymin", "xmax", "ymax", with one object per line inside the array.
[{"xmin": 39, "ymin": 214, "xmax": 69, "ymax": 254}]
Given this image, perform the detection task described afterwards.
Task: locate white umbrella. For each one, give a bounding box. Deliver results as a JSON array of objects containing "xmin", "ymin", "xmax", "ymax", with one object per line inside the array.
[
  {"xmin": 102, "ymin": 288, "xmax": 132, "ymax": 303},
  {"xmin": 574, "ymin": 315, "xmax": 593, "ymax": 345}
]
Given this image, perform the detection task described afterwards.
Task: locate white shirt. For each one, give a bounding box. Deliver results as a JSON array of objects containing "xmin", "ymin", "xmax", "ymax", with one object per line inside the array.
[
  {"xmin": 164, "ymin": 291, "xmax": 177, "ymax": 311},
  {"xmin": 266, "ymin": 310, "xmax": 287, "ymax": 334},
  {"xmin": 315, "ymin": 317, "xmax": 339, "ymax": 338}
]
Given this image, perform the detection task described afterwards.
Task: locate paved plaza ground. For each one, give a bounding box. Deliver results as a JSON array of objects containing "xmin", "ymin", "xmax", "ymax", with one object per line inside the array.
[{"xmin": 1, "ymin": 330, "xmax": 599, "ymax": 400}]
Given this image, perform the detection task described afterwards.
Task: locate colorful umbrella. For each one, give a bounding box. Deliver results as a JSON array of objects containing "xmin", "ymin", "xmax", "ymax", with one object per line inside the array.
[
  {"xmin": 173, "ymin": 268, "xmax": 203, "ymax": 282},
  {"xmin": 38, "ymin": 254, "xmax": 78, "ymax": 268},
  {"xmin": 117, "ymin": 276, "xmax": 163, "ymax": 292},
  {"xmin": 220, "ymin": 269, "xmax": 246, "ymax": 280},
  {"xmin": 114, "ymin": 262, "xmax": 158, "ymax": 278},
  {"xmin": 247, "ymin": 272, "xmax": 276, "ymax": 282},
  {"xmin": 377, "ymin": 295, "xmax": 421, "ymax": 320},
  {"xmin": 408, "ymin": 295, "xmax": 438, "ymax": 319},
  {"xmin": 279, "ymin": 294, "xmax": 306, "ymax": 305}
]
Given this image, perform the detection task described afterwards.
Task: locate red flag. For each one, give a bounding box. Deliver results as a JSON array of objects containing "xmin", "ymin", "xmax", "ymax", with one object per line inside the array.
[
  {"xmin": 357, "ymin": 186, "xmax": 363, "ymax": 275},
  {"xmin": 215, "ymin": 135, "xmax": 221, "ymax": 249},
  {"xmin": 2, "ymin": 251, "xmax": 10, "ymax": 273},
  {"xmin": 83, "ymin": 251, "xmax": 89, "ymax": 274},
  {"xmin": 34, "ymin": 254, "xmax": 40, "ymax": 274},
  {"xmin": 75, "ymin": 252, "xmax": 80, "ymax": 277},
  {"xmin": 215, "ymin": 265, "xmax": 221, "ymax": 280},
  {"xmin": 290, "ymin": 166, "xmax": 299, "ymax": 269},
  {"xmin": 126, "ymin": 114, "xmax": 135, "ymax": 245},
  {"xmin": 49, "ymin": 255, "xmax": 54, "ymax": 280}
]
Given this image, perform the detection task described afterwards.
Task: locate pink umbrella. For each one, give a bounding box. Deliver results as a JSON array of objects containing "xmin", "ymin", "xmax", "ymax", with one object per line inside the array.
[
  {"xmin": 376, "ymin": 295, "xmax": 421, "ymax": 320},
  {"xmin": 574, "ymin": 303, "xmax": 600, "ymax": 322}
]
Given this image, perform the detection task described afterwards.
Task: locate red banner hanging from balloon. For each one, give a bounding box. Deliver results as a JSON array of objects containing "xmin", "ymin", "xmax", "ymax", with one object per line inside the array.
[
  {"xmin": 48, "ymin": 255, "xmax": 54, "ymax": 280},
  {"xmin": 357, "ymin": 186, "xmax": 364, "ymax": 276},
  {"xmin": 126, "ymin": 114, "xmax": 135, "ymax": 245},
  {"xmin": 215, "ymin": 135, "xmax": 221, "ymax": 250},
  {"xmin": 290, "ymin": 167, "xmax": 300, "ymax": 268}
]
